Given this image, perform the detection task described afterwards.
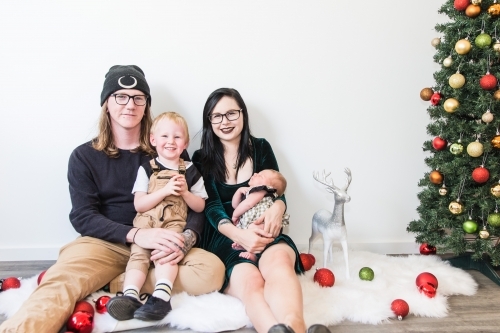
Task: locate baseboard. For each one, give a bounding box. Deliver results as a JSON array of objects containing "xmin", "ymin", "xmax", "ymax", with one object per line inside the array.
[{"xmin": 0, "ymin": 241, "xmax": 420, "ymax": 261}]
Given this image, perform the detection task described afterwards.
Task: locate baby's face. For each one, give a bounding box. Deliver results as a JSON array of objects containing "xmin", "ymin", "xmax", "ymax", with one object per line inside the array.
[{"xmin": 248, "ymin": 171, "xmax": 270, "ymax": 187}]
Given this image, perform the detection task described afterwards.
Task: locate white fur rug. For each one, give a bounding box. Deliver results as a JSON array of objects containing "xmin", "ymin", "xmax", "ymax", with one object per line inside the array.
[{"xmin": 0, "ymin": 250, "xmax": 477, "ymax": 332}]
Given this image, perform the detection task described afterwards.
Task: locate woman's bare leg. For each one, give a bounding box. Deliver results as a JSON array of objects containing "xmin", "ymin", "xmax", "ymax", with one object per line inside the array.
[
  {"xmin": 259, "ymin": 243, "xmax": 306, "ymax": 333},
  {"xmin": 225, "ymin": 262, "xmax": 278, "ymax": 333}
]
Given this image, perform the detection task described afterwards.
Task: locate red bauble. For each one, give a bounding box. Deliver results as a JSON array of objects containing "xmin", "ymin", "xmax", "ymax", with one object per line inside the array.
[
  {"xmin": 300, "ymin": 253, "xmax": 314, "ymax": 271},
  {"xmin": 1, "ymin": 277, "xmax": 21, "ymax": 291},
  {"xmin": 93, "ymin": 295, "xmax": 111, "ymax": 314},
  {"xmin": 37, "ymin": 270, "xmax": 47, "ymax": 285},
  {"xmin": 419, "ymin": 243, "xmax": 436, "ymax": 255},
  {"xmin": 308, "ymin": 253, "xmax": 316, "ymax": 265},
  {"xmin": 454, "ymin": 0, "xmax": 470, "ymax": 11},
  {"xmin": 313, "ymin": 268, "xmax": 335, "ymax": 287},
  {"xmin": 416, "ymin": 272, "xmax": 438, "ymax": 298},
  {"xmin": 430, "ymin": 92, "xmax": 441, "ymax": 106},
  {"xmin": 391, "ymin": 299, "xmax": 410, "ymax": 320},
  {"xmin": 472, "ymin": 166, "xmax": 490, "ymax": 183},
  {"xmin": 66, "ymin": 311, "xmax": 94, "ymax": 333},
  {"xmin": 480, "ymin": 74, "xmax": 498, "ymax": 90},
  {"xmin": 73, "ymin": 300, "xmax": 95, "ymax": 317},
  {"xmin": 432, "ymin": 137, "xmax": 447, "ymax": 150}
]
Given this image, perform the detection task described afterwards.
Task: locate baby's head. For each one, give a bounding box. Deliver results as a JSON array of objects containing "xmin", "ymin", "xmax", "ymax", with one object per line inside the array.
[{"xmin": 250, "ymin": 169, "xmax": 287, "ymax": 196}]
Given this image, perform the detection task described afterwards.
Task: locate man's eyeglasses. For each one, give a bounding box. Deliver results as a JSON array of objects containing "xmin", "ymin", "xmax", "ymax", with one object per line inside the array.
[
  {"xmin": 111, "ymin": 94, "xmax": 149, "ymax": 106},
  {"xmin": 208, "ymin": 109, "xmax": 242, "ymax": 124}
]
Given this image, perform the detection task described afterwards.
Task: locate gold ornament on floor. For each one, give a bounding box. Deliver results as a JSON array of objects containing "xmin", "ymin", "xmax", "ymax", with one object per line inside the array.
[
  {"xmin": 488, "ymin": 3, "xmax": 500, "ymax": 17},
  {"xmin": 449, "ymin": 72, "xmax": 466, "ymax": 89},
  {"xmin": 443, "ymin": 98, "xmax": 459, "ymax": 113},
  {"xmin": 449, "ymin": 200, "xmax": 464, "ymax": 215},
  {"xmin": 455, "ymin": 39, "xmax": 471, "ymax": 54},
  {"xmin": 482, "ymin": 110, "xmax": 494, "ymax": 123},
  {"xmin": 491, "ymin": 182, "xmax": 500, "ymax": 197},
  {"xmin": 466, "ymin": 140, "xmax": 483, "ymax": 157},
  {"xmin": 466, "ymin": 4, "xmax": 481, "ymax": 17},
  {"xmin": 443, "ymin": 56, "xmax": 453, "ymax": 67},
  {"xmin": 431, "ymin": 37, "xmax": 441, "ymax": 48},
  {"xmin": 479, "ymin": 226, "xmax": 490, "ymax": 239}
]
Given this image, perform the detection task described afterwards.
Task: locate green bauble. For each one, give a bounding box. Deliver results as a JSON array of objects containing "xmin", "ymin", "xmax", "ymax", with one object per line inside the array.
[
  {"xmin": 487, "ymin": 213, "xmax": 500, "ymax": 227},
  {"xmin": 463, "ymin": 220, "xmax": 478, "ymax": 234},
  {"xmin": 359, "ymin": 267, "xmax": 374, "ymax": 281},
  {"xmin": 475, "ymin": 33, "xmax": 492, "ymax": 48},
  {"xmin": 450, "ymin": 142, "xmax": 464, "ymax": 155}
]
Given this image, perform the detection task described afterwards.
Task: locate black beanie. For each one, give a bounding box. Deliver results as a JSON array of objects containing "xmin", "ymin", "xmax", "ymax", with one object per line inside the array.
[{"xmin": 100, "ymin": 65, "xmax": 151, "ymax": 106}]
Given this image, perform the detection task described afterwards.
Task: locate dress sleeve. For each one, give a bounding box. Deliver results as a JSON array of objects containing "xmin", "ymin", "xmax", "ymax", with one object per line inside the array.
[{"xmin": 68, "ymin": 148, "xmax": 132, "ymax": 244}]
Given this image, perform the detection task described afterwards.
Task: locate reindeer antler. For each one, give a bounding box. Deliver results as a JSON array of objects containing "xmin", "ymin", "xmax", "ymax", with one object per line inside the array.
[
  {"xmin": 342, "ymin": 168, "xmax": 352, "ymax": 191},
  {"xmin": 313, "ymin": 170, "xmax": 339, "ymax": 193}
]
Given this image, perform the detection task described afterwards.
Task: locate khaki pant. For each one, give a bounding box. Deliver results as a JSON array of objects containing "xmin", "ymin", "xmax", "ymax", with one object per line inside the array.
[{"xmin": 0, "ymin": 236, "xmax": 224, "ymax": 333}]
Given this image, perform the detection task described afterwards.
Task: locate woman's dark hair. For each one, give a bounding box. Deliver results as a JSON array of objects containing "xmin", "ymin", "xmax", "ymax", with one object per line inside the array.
[{"xmin": 199, "ymin": 88, "xmax": 253, "ymax": 182}]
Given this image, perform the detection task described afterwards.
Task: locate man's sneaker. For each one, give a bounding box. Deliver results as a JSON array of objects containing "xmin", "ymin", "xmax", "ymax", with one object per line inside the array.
[
  {"xmin": 106, "ymin": 294, "xmax": 143, "ymax": 321},
  {"xmin": 307, "ymin": 324, "xmax": 332, "ymax": 333},
  {"xmin": 134, "ymin": 295, "xmax": 172, "ymax": 321},
  {"xmin": 268, "ymin": 324, "xmax": 296, "ymax": 333}
]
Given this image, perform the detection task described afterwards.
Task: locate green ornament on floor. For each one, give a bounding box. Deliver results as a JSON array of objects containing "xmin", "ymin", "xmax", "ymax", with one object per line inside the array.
[{"xmin": 359, "ymin": 267, "xmax": 374, "ymax": 281}]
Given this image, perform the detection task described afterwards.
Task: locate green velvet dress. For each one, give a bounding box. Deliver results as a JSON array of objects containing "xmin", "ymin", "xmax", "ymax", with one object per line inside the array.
[{"xmin": 192, "ymin": 137, "xmax": 304, "ymax": 291}]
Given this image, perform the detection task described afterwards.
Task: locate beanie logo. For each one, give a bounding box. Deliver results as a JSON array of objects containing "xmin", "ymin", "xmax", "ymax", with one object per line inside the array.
[{"xmin": 118, "ymin": 76, "xmax": 138, "ymax": 89}]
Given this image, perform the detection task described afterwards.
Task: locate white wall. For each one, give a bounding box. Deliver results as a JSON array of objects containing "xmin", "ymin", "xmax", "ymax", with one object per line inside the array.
[{"xmin": 0, "ymin": 0, "xmax": 446, "ymax": 260}]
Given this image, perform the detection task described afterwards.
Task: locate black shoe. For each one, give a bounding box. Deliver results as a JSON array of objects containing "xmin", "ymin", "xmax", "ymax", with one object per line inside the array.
[
  {"xmin": 268, "ymin": 324, "xmax": 296, "ymax": 333},
  {"xmin": 106, "ymin": 294, "xmax": 143, "ymax": 321},
  {"xmin": 307, "ymin": 324, "xmax": 332, "ymax": 333},
  {"xmin": 134, "ymin": 295, "xmax": 172, "ymax": 321}
]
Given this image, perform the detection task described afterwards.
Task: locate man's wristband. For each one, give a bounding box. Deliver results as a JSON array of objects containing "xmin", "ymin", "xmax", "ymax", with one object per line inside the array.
[{"xmin": 132, "ymin": 228, "xmax": 140, "ymax": 244}]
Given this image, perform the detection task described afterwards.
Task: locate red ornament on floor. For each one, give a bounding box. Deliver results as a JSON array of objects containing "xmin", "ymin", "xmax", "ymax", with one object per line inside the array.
[
  {"xmin": 416, "ymin": 272, "xmax": 438, "ymax": 298},
  {"xmin": 391, "ymin": 299, "xmax": 409, "ymax": 320},
  {"xmin": 37, "ymin": 270, "xmax": 47, "ymax": 285},
  {"xmin": 66, "ymin": 311, "xmax": 94, "ymax": 333},
  {"xmin": 73, "ymin": 300, "xmax": 95, "ymax": 317},
  {"xmin": 300, "ymin": 253, "xmax": 314, "ymax": 271},
  {"xmin": 308, "ymin": 253, "xmax": 316, "ymax": 265},
  {"xmin": 419, "ymin": 243, "xmax": 436, "ymax": 255},
  {"xmin": 0, "ymin": 277, "xmax": 21, "ymax": 291},
  {"xmin": 313, "ymin": 268, "xmax": 335, "ymax": 287},
  {"xmin": 93, "ymin": 295, "xmax": 111, "ymax": 314}
]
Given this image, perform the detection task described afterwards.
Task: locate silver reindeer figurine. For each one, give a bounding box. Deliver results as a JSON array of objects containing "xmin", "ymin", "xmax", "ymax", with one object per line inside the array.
[{"xmin": 308, "ymin": 168, "xmax": 352, "ymax": 279}]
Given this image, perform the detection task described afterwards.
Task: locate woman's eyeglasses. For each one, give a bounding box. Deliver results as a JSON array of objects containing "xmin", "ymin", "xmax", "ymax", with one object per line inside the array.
[{"xmin": 208, "ymin": 109, "xmax": 242, "ymax": 124}]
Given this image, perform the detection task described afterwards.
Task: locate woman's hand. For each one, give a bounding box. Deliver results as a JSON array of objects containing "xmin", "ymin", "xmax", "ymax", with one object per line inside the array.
[
  {"xmin": 233, "ymin": 227, "xmax": 274, "ymax": 254},
  {"xmin": 253, "ymin": 200, "xmax": 286, "ymax": 237},
  {"xmin": 133, "ymin": 228, "xmax": 185, "ymax": 262}
]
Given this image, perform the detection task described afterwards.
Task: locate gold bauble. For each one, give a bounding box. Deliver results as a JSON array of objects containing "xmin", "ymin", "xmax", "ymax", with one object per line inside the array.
[
  {"xmin": 443, "ymin": 56, "xmax": 453, "ymax": 67},
  {"xmin": 420, "ymin": 88, "xmax": 434, "ymax": 101},
  {"xmin": 488, "ymin": 3, "xmax": 500, "ymax": 17},
  {"xmin": 482, "ymin": 110, "xmax": 494, "ymax": 123},
  {"xmin": 479, "ymin": 227, "xmax": 490, "ymax": 239},
  {"xmin": 429, "ymin": 170, "xmax": 443, "ymax": 184},
  {"xmin": 490, "ymin": 183, "xmax": 500, "ymax": 197},
  {"xmin": 443, "ymin": 98, "xmax": 459, "ymax": 113},
  {"xmin": 466, "ymin": 4, "xmax": 481, "ymax": 17},
  {"xmin": 449, "ymin": 73, "xmax": 466, "ymax": 88},
  {"xmin": 431, "ymin": 37, "xmax": 441, "ymax": 47},
  {"xmin": 455, "ymin": 39, "xmax": 471, "ymax": 54},
  {"xmin": 439, "ymin": 185, "xmax": 448, "ymax": 196},
  {"xmin": 494, "ymin": 42, "xmax": 500, "ymax": 53},
  {"xmin": 449, "ymin": 200, "xmax": 464, "ymax": 215},
  {"xmin": 466, "ymin": 141, "xmax": 484, "ymax": 157},
  {"xmin": 472, "ymin": 0, "xmax": 481, "ymax": 5},
  {"xmin": 494, "ymin": 90, "xmax": 500, "ymax": 100},
  {"xmin": 491, "ymin": 135, "xmax": 500, "ymax": 148}
]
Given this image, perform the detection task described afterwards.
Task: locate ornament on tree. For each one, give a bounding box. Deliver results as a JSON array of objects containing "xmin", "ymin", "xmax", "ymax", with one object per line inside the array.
[
  {"xmin": 420, "ymin": 87, "xmax": 434, "ymax": 101},
  {"xmin": 430, "ymin": 92, "xmax": 442, "ymax": 105},
  {"xmin": 480, "ymin": 72, "xmax": 497, "ymax": 90},
  {"xmin": 491, "ymin": 131, "xmax": 500, "ymax": 148},
  {"xmin": 313, "ymin": 268, "xmax": 335, "ymax": 287},
  {"xmin": 450, "ymin": 140, "xmax": 464, "ymax": 155},
  {"xmin": 482, "ymin": 109, "xmax": 494, "ymax": 123},
  {"xmin": 0, "ymin": 277, "xmax": 21, "ymax": 291},
  {"xmin": 37, "ymin": 270, "xmax": 47, "ymax": 285},
  {"xmin": 73, "ymin": 300, "xmax": 95, "ymax": 317},
  {"xmin": 416, "ymin": 272, "xmax": 438, "ymax": 298},
  {"xmin": 494, "ymin": 90, "xmax": 500, "ymax": 100},
  {"xmin": 472, "ymin": 165, "xmax": 489, "ymax": 183},
  {"xmin": 443, "ymin": 56, "xmax": 453, "ymax": 67},
  {"xmin": 391, "ymin": 299, "xmax": 410, "ymax": 320},
  {"xmin": 455, "ymin": 39, "xmax": 471, "ymax": 54},
  {"xmin": 93, "ymin": 295, "xmax": 111, "ymax": 314},
  {"xmin": 431, "ymin": 37, "xmax": 441, "ymax": 48},
  {"xmin": 463, "ymin": 216, "xmax": 478, "ymax": 234},
  {"xmin": 479, "ymin": 226, "xmax": 490, "ymax": 239},
  {"xmin": 490, "ymin": 181, "xmax": 500, "ymax": 197},
  {"xmin": 488, "ymin": 2, "xmax": 500, "ymax": 17},
  {"xmin": 66, "ymin": 311, "xmax": 94, "ymax": 333},
  {"xmin": 466, "ymin": 139, "xmax": 483, "ymax": 157},
  {"xmin": 449, "ymin": 199, "xmax": 464, "ymax": 214},
  {"xmin": 465, "ymin": 4, "xmax": 481, "ymax": 17},
  {"xmin": 432, "ymin": 136, "xmax": 447, "ymax": 150},
  {"xmin": 439, "ymin": 184, "xmax": 448, "ymax": 196},
  {"xmin": 494, "ymin": 41, "xmax": 500, "ymax": 53},
  {"xmin": 475, "ymin": 33, "xmax": 492, "ymax": 49},
  {"xmin": 471, "ymin": 0, "xmax": 481, "ymax": 5},
  {"xmin": 487, "ymin": 210, "xmax": 500, "ymax": 227},
  {"xmin": 429, "ymin": 170, "xmax": 443, "ymax": 184},
  {"xmin": 300, "ymin": 253, "xmax": 314, "ymax": 271},
  {"xmin": 419, "ymin": 243, "xmax": 437, "ymax": 255},
  {"xmin": 454, "ymin": 0, "xmax": 471, "ymax": 11},
  {"xmin": 443, "ymin": 98, "xmax": 459, "ymax": 113},
  {"xmin": 358, "ymin": 267, "xmax": 375, "ymax": 281},
  {"xmin": 449, "ymin": 71, "xmax": 466, "ymax": 88}
]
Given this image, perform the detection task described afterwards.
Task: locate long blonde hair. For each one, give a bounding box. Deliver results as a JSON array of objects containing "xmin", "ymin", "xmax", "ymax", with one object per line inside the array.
[{"xmin": 91, "ymin": 101, "xmax": 155, "ymax": 158}]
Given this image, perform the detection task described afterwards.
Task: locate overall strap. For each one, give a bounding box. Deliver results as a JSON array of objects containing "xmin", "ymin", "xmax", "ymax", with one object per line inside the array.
[
  {"xmin": 150, "ymin": 158, "xmax": 161, "ymax": 175},
  {"xmin": 178, "ymin": 158, "xmax": 186, "ymax": 175}
]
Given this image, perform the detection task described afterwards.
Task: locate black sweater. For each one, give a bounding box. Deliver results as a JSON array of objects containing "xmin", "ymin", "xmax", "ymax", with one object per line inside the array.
[{"xmin": 68, "ymin": 142, "xmax": 203, "ymax": 244}]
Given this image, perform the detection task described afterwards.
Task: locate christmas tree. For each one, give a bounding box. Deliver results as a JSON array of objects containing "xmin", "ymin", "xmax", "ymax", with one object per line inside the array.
[{"xmin": 408, "ymin": 0, "xmax": 500, "ymax": 270}]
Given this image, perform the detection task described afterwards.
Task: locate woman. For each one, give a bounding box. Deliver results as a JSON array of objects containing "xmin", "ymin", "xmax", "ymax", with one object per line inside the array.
[
  {"xmin": 192, "ymin": 88, "xmax": 332, "ymax": 333},
  {"xmin": 0, "ymin": 65, "xmax": 224, "ymax": 333}
]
